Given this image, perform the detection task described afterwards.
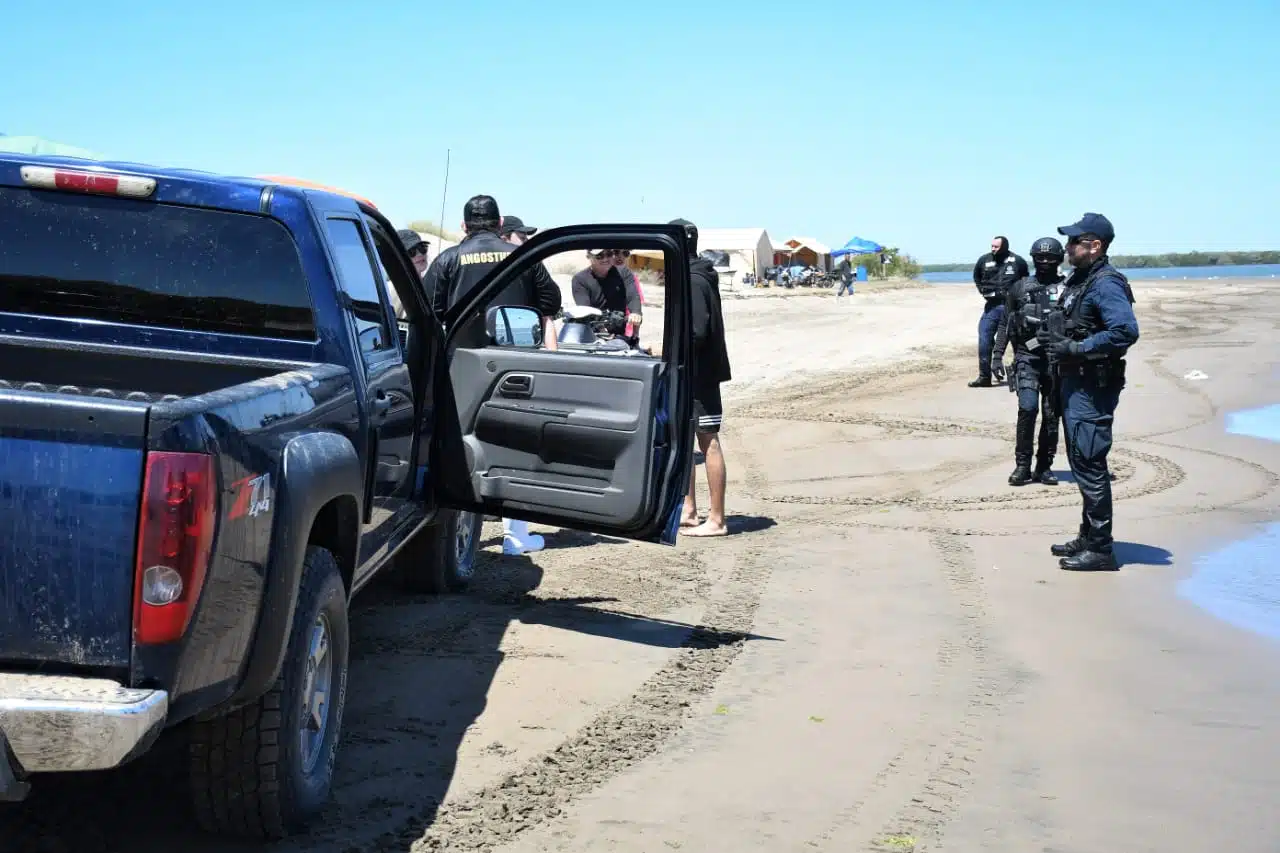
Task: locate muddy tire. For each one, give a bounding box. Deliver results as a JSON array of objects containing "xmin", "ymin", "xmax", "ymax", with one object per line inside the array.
[
  {"xmin": 188, "ymin": 546, "xmax": 349, "ymax": 839},
  {"xmin": 399, "ymin": 508, "xmax": 482, "ymax": 594}
]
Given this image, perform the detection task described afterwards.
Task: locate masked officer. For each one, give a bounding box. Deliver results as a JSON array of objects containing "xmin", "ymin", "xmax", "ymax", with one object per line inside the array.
[
  {"xmin": 1038, "ymin": 213, "xmax": 1138, "ymax": 571},
  {"xmin": 992, "ymin": 237, "xmax": 1067, "ymax": 486},
  {"xmin": 970, "ymin": 236, "xmax": 1029, "ymax": 387}
]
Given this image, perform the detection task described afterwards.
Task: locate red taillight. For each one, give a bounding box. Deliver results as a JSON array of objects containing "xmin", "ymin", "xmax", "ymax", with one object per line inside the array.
[
  {"xmin": 133, "ymin": 452, "xmax": 217, "ymax": 646},
  {"xmin": 20, "ymin": 165, "xmax": 156, "ymax": 199}
]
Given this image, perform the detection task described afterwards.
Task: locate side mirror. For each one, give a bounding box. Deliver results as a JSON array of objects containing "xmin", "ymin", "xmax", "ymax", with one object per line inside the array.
[{"xmin": 486, "ymin": 305, "xmax": 543, "ymax": 348}]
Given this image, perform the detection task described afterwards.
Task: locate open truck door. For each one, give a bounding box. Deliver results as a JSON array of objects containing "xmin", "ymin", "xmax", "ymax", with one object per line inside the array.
[{"xmin": 430, "ymin": 224, "xmax": 694, "ymax": 545}]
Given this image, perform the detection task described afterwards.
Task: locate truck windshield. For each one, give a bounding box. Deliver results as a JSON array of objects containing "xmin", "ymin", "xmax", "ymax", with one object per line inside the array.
[{"xmin": 0, "ymin": 186, "xmax": 315, "ymax": 339}]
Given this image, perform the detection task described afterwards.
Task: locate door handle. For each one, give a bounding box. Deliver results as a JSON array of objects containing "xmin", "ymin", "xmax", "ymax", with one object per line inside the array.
[
  {"xmin": 371, "ymin": 390, "xmax": 392, "ymax": 418},
  {"xmin": 498, "ymin": 373, "xmax": 534, "ymax": 398}
]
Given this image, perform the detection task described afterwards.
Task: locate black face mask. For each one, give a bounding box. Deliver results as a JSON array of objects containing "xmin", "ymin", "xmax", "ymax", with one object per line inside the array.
[{"xmin": 1033, "ymin": 260, "xmax": 1061, "ymax": 281}]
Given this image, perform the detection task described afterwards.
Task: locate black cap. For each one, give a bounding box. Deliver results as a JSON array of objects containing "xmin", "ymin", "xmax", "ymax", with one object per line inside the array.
[
  {"xmin": 1057, "ymin": 212, "xmax": 1115, "ymax": 243},
  {"xmin": 397, "ymin": 228, "xmax": 426, "ymax": 252},
  {"xmin": 463, "ymin": 194, "xmax": 500, "ymax": 224},
  {"xmin": 500, "ymin": 215, "xmax": 537, "ymax": 236}
]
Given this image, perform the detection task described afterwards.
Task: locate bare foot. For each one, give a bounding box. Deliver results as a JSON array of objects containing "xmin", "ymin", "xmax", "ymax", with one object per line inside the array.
[
  {"xmin": 680, "ymin": 512, "xmax": 701, "ymax": 528},
  {"xmin": 682, "ymin": 520, "xmax": 728, "ymax": 538}
]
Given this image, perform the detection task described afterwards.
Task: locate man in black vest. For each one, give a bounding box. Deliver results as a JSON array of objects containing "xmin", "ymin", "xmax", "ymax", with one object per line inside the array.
[
  {"xmin": 970, "ymin": 236, "xmax": 1028, "ymax": 387},
  {"xmin": 993, "ymin": 237, "xmax": 1067, "ymax": 486},
  {"xmin": 1038, "ymin": 213, "xmax": 1138, "ymax": 571}
]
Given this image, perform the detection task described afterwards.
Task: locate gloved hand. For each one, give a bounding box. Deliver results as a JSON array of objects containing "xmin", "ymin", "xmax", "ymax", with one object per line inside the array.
[
  {"xmin": 990, "ymin": 358, "xmax": 1006, "ymax": 384},
  {"xmin": 1039, "ymin": 328, "xmax": 1079, "ymax": 359}
]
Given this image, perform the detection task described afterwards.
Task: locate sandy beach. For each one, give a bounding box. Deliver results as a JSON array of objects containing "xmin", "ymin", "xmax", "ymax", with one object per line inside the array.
[{"xmin": 6, "ymin": 276, "xmax": 1279, "ymax": 853}]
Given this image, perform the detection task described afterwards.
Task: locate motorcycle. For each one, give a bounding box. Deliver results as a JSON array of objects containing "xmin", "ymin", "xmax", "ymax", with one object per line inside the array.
[{"xmin": 557, "ymin": 305, "xmax": 652, "ymax": 356}]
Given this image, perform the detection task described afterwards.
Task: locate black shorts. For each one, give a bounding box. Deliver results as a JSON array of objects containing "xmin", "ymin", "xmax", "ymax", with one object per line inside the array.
[{"xmin": 692, "ymin": 383, "xmax": 723, "ymax": 434}]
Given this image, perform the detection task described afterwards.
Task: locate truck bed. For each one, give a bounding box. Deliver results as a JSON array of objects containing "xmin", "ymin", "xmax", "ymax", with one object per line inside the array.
[{"xmin": 0, "ymin": 351, "xmax": 343, "ymax": 674}]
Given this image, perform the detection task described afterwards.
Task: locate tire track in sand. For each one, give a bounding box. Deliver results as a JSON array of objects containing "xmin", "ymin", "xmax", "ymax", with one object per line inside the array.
[
  {"xmin": 341, "ymin": 542, "xmax": 775, "ymax": 853},
  {"xmin": 797, "ymin": 532, "xmax": 1019, "ymax": 852}
]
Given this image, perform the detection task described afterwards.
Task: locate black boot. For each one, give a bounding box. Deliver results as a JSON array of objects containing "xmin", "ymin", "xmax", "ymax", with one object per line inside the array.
[
  {"xmin": 1060, "ymin": 550, "xmax": 1119, "ymax": 571},
  {"xmin": 1033, "ymin": 464, "xmax": 1058, "ymax": 485},
  {"xmin": 969, "ymin": 376, "xmax": 992, "ymax": 388},
  {"xmin": 1008, "ymin": 464, "xmax": 1033, "ymax": 486},
  {"xmin": 1050, "ymin": 537, "xmax": 1086, "ymax": 557}
]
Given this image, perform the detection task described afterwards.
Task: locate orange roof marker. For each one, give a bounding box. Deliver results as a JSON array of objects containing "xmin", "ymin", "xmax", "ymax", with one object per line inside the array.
[{"xmin": 258, "ymin": 174, "xmax": 378, "ymax": 209}]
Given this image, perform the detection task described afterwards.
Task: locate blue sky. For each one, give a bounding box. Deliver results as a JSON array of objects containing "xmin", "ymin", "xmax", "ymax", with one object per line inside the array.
[{"xmin": 2, "ymin": 0, "xmax": 1276, "ymax": 263}]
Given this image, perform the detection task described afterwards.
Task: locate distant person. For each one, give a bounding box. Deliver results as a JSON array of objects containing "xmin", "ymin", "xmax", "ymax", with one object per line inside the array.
[
  {"xmin": 571, "ymin": 249, "xmax": 643, "ymax": 341},
  {"xmin": 970, "ymin": 236, "xmax": 1028, "ymax": 387},
  {"xmin": 670, "ymin": 218, "xmax": 732, "ymax": 538},
  {"xmin": 610, "ymin": 249, "xmax": 646, "ymax": 347},
  {"xmin": 993, "ymin": 237, "xmax": 1067, "ymax": 486},
  {"xmin": 835, "ymin": 256, "xmax": 855, "ymax": 298},
  {"xmin": 1040, "ymin": 213, "xmax": 1139, "ymax": 571}
]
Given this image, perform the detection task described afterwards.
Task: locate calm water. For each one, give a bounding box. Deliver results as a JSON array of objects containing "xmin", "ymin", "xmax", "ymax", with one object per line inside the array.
[
  {"xmin": 922, "ymin": 263, "xmax": 1280, "ymax": 284},
  {"xmin": 1178, "ymin": 404, "xmax": 1280, "ymax": 641}
]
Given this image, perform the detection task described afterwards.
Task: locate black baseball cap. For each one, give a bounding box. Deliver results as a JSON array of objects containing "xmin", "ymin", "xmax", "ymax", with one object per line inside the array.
[
  {"xmin": 397, "ymin": 228, "xmax": 426, "ymax": 252},
  {"xmin": 463, "ymin": 194, "xmax": 500, "ymax": 224},
  {"xmin": 500, "ymin": 215, "xmax": 537, "ymax": 236},
  {"xmin": 1058, "ymin": 212, "xmax": 1115, "ymax": 243}
]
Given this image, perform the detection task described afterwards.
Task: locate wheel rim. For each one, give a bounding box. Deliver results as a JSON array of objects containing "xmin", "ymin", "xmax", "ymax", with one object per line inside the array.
[
  {"xmin": 454, "ymin": 513, "xmax": 476, "ymax": 580},
  {"xmin": 299, "ymin": 612, "xmax": 333, "ymax": 775}
]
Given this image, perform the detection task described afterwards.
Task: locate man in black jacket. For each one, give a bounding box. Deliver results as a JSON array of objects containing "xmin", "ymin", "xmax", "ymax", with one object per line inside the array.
[
  {"xmin": 970, "ymin": 236, "xmax": 1028, "ymax": 387},
  {"xmin": 670, "ymin": 218, "xmax": 733, "ymax": 537},
  {"xmin": 422, "ymin": 196, "xmax": 563, "ymax": 558},
  {"xmin": 424, "ymin": 195, "xmax": 561, "ymax": 345}
]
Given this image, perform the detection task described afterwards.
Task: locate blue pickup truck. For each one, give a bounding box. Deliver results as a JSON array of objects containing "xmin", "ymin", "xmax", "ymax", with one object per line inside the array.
[{"xmin": 0, "ymin": 154, "xmax": 696, "ymax": 838}]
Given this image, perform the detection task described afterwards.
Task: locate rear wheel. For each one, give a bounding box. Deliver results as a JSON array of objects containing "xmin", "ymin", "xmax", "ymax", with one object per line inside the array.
[
  {"xmin": 398, "ymin": 508, "xmax": 482, "ymax": 594},
  {"xmin": 189, "ymin": 546, "xmax": 349, "ymax": 839}
]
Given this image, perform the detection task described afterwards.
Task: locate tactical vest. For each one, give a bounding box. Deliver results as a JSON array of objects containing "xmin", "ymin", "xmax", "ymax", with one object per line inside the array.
[
  {"xmin": 978, "ymin": 252, "xmax": 1023, "ymax": 300},
  {"xmin": 1053, "ymin": 262, "xmax": 1134, "ymax": 362},
  {"xmin": 1009, "ymin": 275, "xmax": 1064, "ymax": 346}
]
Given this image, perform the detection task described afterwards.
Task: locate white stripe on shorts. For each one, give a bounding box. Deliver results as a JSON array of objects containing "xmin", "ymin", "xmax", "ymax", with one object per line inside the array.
[{"xmin": 697, "ymin": 414, "xmax": 722, "ymax": 428}]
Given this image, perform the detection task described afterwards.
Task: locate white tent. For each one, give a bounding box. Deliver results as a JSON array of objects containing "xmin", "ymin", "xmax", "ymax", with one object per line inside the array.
[{"xmin": 696, "ymin": 227, "xmax": 774, "ymax": 282}]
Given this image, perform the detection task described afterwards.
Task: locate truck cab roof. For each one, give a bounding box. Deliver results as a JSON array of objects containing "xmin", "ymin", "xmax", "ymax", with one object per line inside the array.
[{"xmin": 0, "ymin": 152, "xmax": 370, "ymax": 217}]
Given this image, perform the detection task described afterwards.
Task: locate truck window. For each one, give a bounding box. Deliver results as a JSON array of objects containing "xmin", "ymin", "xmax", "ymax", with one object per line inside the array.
[
  {"xmin": 0, "ymin": 186, "xmax": 315, "ymax": 339},
  {"xmin": 324, "ymin": 218, "xmax": 395, "ymax": 358}
]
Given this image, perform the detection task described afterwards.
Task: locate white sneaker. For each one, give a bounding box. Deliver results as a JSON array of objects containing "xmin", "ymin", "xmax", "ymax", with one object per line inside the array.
[{"xmin": 502, "ymin": 519, "xmax": 545, "ymax": 555}]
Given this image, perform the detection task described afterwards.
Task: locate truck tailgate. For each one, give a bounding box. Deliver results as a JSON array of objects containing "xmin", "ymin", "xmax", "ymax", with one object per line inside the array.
[{"xmin": 0, "ymin": 390, "xmax": 147, "ymax": 669}]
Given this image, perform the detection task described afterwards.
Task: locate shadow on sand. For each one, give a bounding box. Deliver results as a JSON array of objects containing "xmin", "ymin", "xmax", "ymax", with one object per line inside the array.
[{"xmin": 1, "ymin": 548, "xmax": 776, "ymax": 853}]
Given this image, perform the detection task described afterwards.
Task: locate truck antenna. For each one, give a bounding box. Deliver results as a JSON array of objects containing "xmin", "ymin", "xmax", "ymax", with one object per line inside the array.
[{"xmin": 437, "ymin": 148, "xmax": 451, "ymax": 242}]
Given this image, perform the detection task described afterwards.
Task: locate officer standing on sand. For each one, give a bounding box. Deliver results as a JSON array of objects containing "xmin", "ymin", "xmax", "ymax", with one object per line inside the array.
[
  {"xmin": 1038, "ymin": 213, "xmax": 1138, "ymax": 571},
  {"xmin": 970, "ymin": 236, "xmax": 1029, "ymax": 387},
  {"xmin": 993, "ymin": 237, "xmax": 1067, "ymax": 487}
]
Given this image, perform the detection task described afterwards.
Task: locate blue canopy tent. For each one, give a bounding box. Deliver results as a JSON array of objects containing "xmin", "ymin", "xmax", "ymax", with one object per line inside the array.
[
  {"xmin": 831, "ymin": 236, "xmax": 885, "ymax": 257},
  {"xmin": 831, "ymin": 236, "xmax": 887, "ymax": 281}
]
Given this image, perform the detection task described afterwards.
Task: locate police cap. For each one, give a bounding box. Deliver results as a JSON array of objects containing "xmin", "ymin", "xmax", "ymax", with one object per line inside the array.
[
  {"xmin": 464, "ymin": 194, "xmax": 501, "ymax": 224},
  {"xmin": 1030, "ymin": 236, "xmax": 1064, "ymax": 260},
  {"xmin": 1057, "ymin": 212, "xmax": 1115, "ymax": 243}
]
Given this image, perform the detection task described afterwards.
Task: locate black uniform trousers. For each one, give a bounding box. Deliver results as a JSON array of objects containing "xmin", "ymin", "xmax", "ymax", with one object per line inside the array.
[
  {"xmin": 1012, "ymin": 352, "xmax": 1059, "ymax": 470},
  {"xmin": 1060, "ymin": 361, "xmax": 1125, "ymax": 552}
]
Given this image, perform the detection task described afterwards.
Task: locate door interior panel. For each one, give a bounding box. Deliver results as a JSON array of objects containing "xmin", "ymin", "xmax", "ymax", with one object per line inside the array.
[{"xmin": 449, "ymin": 347, "xmax": 664, "ymax": 527}]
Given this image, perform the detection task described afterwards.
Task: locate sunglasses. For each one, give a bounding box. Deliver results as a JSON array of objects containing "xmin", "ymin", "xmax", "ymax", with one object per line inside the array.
[{"xmin": 409, "ymin": 245, "xmax": 428, "ymax": 258}]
